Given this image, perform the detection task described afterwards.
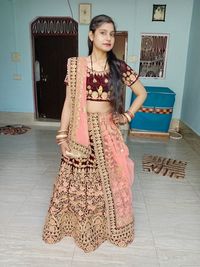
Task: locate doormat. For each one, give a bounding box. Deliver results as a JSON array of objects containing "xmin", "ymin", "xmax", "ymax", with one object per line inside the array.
[
  {"xmin": 142, "ymin": 154, "xmax": 187, "ymax": 179},
  {"xmin": 0, "ymin": 125, "xmax": 31, "ymax": 135}
]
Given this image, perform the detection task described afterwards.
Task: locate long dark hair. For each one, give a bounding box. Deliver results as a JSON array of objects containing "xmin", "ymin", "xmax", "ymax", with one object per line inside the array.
[{"xmin": 88, "ymin": 14, "xmax": 124, "ymax": 113}]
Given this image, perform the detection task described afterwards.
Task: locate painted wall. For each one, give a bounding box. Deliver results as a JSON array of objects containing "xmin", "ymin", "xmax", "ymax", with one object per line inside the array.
[
  {"xmin": 181, "ymin": 0, "xmax": 200, "ymax": 135},
  {"xmin": 0, "ymin": 0, "xmax": 34, "ymax": 112},
  {"xmin": 132, "ymin": 0, "xmax": 193, "ymax": 119},
  {"xmin": 0, "ymin": 0, "xmax": 194, "ymax": 121}
]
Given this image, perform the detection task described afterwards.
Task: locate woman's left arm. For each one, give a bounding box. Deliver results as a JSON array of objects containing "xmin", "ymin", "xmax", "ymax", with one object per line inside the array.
[
  {"xmin": 128, "ymin": 79, "xmax": 147, "ymax": 115},
  {"xmin": 113, "ymin": 79, "xmax": 147, "ymax": 125}
]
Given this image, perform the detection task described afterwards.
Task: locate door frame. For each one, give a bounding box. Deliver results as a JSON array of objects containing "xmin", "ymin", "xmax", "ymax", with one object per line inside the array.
[{"xmin": 30, "ymin": 16, "xmax": 78, "ymax": 119}]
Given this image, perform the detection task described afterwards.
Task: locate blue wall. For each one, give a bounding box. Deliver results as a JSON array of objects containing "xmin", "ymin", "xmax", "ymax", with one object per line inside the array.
[
  {"xmin": 181, "ymin": 0, "xmax": 200, "ymax": 135},
  {"xmin": 133, "ymin": 0, "xmax": 193, "ymax": 120},
  {"xmin": 0, "ymin": 0, "xmax": 194, "ymax": 122}
]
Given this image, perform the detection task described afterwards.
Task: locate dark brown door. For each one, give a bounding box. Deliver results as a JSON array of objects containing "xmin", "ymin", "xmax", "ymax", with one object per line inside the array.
[
  {"xmin": 113, "ymin": 31, "xmax": 128, "ymax": 61},
  {"xmin": 35, "ymin": 35, "xmax": 77, "ymax": 120}
]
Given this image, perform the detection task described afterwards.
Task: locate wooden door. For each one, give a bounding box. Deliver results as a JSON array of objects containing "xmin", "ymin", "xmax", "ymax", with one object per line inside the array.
[
  {"xmin": 31, "ymin": 17, "xmax": 78, "ymax": 120},
  {"xmin": 35, "ymin": 36, "xmax": 77, "ymax": 119},
  {"xmin": 113, "ymin": 31, "xmax": 128, "ymax": 61}
]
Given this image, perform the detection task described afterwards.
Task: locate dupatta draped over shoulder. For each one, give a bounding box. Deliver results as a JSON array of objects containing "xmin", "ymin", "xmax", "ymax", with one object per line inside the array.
[{"xmin": 66, "ymin": 57, "xmax": 91, "ymax": 158}]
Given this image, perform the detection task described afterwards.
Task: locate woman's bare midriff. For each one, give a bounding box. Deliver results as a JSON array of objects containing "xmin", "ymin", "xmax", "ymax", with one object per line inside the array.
[{"xmin": 86, "ymin": 100, "xmax": 113, "ymax": 113}]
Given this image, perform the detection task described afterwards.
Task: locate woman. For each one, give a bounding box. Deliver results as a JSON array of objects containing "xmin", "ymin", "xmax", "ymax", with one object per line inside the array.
[{"xmin": 42, "ymin": 14, "xmax": 147, "ymax": 253}]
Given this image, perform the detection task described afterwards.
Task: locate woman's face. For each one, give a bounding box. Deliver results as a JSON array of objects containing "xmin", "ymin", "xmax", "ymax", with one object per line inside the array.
[{"xmin": 89, "ymin": 22, "xmax": 115, "ymax": 52}]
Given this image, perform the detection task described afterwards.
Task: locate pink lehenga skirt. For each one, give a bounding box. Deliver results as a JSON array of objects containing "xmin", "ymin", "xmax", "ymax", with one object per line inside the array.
[{"xmin": 42, "ymin": 112, "xmax": 134, "ymax": 252}]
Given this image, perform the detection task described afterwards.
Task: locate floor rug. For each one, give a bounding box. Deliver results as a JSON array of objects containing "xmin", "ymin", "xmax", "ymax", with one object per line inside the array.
[
  {"xmin": 142, "ymin": 154, "xmax": 187, "ymax": 179},
  {"xmin": 0, "ymin": 125, "xmax": 31, "ymax": 135}
]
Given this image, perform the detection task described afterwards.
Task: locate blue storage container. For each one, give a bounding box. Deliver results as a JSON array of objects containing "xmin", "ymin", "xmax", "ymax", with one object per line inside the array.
[{"xmin": 130, "ymin": 86, "xmax": 176, "ymax": 133}]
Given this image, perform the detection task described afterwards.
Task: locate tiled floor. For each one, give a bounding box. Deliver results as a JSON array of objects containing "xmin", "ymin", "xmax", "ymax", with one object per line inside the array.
[{"xmin": 0, "ymin": 126, "xmax": 200, "ymax": 267}]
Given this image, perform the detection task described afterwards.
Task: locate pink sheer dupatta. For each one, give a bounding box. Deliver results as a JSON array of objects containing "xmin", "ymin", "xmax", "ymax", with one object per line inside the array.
[{"xmin": 67, "ymin": 57, "xmax": 90, "ymax": 158}]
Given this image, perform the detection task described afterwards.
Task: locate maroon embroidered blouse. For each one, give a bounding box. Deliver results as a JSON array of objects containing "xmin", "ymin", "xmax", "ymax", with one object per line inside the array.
[{"xmin": 65, "ymin": 60, "xmax": 138, "ymax": 102}]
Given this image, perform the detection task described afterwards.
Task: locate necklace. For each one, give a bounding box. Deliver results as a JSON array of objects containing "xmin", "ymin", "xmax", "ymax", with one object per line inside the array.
[{"xmin": 90, "ymin": 55, "xmax": 107, "ymax": 72}]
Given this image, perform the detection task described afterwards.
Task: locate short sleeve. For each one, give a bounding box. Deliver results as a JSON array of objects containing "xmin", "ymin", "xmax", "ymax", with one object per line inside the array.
[{"xmin": 120, "ymin": 61, "xmax": 139, "ymax": 87}]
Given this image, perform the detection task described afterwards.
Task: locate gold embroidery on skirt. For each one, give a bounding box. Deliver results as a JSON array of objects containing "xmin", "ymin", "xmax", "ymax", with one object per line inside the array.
[
  {"xmin": 42, "ymin": 113, "xmax": 134, "ymax": 252},
  {"xmin": 89, "ymin": 113, "xmax": 134, "ymax": 247}
]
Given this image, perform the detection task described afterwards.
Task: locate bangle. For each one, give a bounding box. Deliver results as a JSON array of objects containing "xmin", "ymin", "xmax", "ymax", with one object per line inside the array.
[
  {"xmin": 57, "ymin": 139, "xmax": 67, "ymax": 145},
  {"xmin": 57, "ymin": 129, "xmax": 68, "ymax": 133},
  {"xmin": 56, "ymin": 134, "xmax": 68, "ymax": 139},
  {"xmin": 123, "ymin": 112, "xmax": 131, "ymax": 122},
  {"xmin": 126, "ymin": 110, "xmax": 135, "ymax": 119}
]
